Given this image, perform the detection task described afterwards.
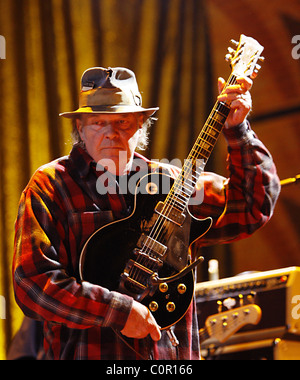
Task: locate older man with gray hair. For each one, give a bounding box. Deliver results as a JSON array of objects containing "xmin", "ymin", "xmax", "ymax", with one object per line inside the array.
[{"xmin": 12, "ymin": 66, "xmax": 280, "ymax": 360}]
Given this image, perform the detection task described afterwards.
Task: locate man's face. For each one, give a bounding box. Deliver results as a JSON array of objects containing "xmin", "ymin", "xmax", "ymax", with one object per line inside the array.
[{"xmin": 76, "ymin": 113, "xmax": 144, "ymax": 175}]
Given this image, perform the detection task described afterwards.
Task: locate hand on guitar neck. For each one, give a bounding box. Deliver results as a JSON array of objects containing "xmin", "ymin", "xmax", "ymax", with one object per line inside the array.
[{"xmin": 217, "ymin": 76, "xmax": 253, "ymax": 128}]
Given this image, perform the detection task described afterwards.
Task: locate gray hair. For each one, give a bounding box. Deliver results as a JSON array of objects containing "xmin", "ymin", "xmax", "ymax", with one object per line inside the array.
[{"xmin": 71, "ymin": 115, "xmax": 153, "ymax": 151}]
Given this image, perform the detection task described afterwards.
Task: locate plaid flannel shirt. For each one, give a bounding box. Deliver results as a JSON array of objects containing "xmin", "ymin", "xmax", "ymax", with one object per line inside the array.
[{"xmin": 13, "ymin": 121, "xmax": 280, "ymax": 360}]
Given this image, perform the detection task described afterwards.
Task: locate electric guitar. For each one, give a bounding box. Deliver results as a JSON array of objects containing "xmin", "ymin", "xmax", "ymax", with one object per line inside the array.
[
  {"xmin": 79, "ymin": 35, "xmax": 264, "ymax": 331},
  {"xmin": 199, "ymin": 304, "xmax": 262, "ymax": 344}
]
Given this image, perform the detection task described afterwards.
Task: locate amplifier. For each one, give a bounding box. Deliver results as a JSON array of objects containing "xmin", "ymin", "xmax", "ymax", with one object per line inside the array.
[{"xmin": 195, "ymin": 266, "xmax": 300, "ymax": 343}]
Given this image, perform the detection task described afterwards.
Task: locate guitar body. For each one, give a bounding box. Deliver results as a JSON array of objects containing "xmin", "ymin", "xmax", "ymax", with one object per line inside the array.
[{"xmin": 80, "ymin": 172, "xmax": 212, "ymax": 329}]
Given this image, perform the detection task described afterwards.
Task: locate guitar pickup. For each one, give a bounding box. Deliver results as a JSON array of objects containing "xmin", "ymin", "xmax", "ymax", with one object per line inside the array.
[
  {"xmin": 155, "ymin": 201, "xmax": 186, "ymax": 226},
  {"xmin": 137, "ymin": 235, "xmax": 167, "ymax": 257}
]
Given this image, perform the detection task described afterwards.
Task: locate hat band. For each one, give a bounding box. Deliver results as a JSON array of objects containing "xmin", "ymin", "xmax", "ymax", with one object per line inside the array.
[{"xmin": 79, "ymin": 87, "xmax": 140, "ymax": 108}]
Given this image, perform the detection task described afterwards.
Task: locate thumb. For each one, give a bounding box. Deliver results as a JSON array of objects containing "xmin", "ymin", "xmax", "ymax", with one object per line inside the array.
[
  {"xmin": 148, "ymin": 311, "xmax": 161, "ymax": 341},
  {"xmin": 150, "ymin": 323, "xmax": 161, "ymax": 341}
]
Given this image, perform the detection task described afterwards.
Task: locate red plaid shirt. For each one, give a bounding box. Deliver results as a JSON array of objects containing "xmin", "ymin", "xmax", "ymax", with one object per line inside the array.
[{"xmin": 13, "ymin": 121, "xmax": 280, "ymax": 360}]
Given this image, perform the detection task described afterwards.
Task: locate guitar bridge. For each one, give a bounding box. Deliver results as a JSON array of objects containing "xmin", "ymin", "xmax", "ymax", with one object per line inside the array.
[{"xmin": 119, "ymin": 250, "xmax": 163, "ymax": 299}]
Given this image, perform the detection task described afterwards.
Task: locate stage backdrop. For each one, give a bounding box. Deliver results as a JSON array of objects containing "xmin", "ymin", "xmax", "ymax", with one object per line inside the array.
[
  {"xmin": 1, "ymin": 0, "xmax": 300, "ymax": 360},
  {"xmin": 0, "ymin": 0, "xmax": 217, "ymax": 359}
]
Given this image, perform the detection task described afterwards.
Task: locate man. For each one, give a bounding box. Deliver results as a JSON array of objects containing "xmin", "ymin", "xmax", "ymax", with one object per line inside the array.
[{"xmin": 12, "ymin": 67, "xmax": 280, "ymax": 360}]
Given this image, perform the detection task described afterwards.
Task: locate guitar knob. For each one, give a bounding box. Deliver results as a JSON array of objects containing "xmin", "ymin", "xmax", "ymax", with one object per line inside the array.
[
  {"xmin": 177, "ymin": 283, "xmax": 187, "ymax": 294},
  {"xmin": 159, "ymin": 283, "xmax": 168, "ymax": 293},
  {"xmin": 149, "ymin": 301, "xmax": 159, "ymax": 312},
  {"xmin": 166, "ymin": 302, "xmax": 176, "ymax": 313}
]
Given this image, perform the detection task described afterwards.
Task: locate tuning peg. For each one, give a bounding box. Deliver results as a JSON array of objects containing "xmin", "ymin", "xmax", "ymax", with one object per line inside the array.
[
  {"xmin": 250, "ymin": 68, "xmax": 260, "ymax": 79},
  {"xmin": 250, "ymin": 71, "xmax": 258, "ymax": 79},
  {"xmin": 238, "ymin": 294, "xmax": 244, "ymax": 306},
  {"xmin": 255, "ymin": 64, "xmax": 261, "ymax": 71},
  {"xmin": 225, "ymin": 47, "xmax": 236, "ymax": 63},
  {"xmin": 225, "ymin": 53, "xmax": 232, "ymax": 62},
  {"xmin": 217, "ymin": 300, "xmax": 223, "ymax": 313},
  {"xmin": 258, "ymin": 56, "xmax": 265, "ymax": 62},
  {"xmin": 230, "ymin": 39, "xmax": 239, "ymax": 47}
]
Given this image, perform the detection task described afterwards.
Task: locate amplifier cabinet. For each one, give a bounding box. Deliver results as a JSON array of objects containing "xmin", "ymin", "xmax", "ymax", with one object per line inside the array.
[
  {"xmin": 196, "ymin": 267, "xmax": 300, "ymax": 340},
  {"xmin": 201, "ymin": 338, "xmax": 300, "ymax": 360}
]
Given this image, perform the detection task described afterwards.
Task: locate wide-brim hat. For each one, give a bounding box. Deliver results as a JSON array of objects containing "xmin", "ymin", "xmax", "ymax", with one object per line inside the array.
[{"xmin": 59, "ymin": 67, "xmax": 159, "ymax": 120}]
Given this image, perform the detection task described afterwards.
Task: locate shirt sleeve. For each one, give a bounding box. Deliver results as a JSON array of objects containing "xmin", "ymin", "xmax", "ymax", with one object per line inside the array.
[
  {"xmin": 189, "ymin": 121, "xmax": 281, "ymax": 246},
  {"xmin": 12, "ymin": 178, "xmax": 133, "ymax": 331}
]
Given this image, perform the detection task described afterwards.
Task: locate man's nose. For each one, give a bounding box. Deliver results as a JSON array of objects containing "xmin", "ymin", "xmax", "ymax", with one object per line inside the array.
[{"xmin": 104, "ymin": 123, "xmax": 119, "ymax": 139}]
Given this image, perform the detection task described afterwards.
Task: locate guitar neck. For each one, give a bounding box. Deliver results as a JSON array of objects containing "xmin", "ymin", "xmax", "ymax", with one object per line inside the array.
[
  {"xmin": 199, "ymin": 327, "xmax": 210, "ymax": 343},
  {"xmin": 165, "ymin": 74, "xmax": 237, "ymax": 212}
]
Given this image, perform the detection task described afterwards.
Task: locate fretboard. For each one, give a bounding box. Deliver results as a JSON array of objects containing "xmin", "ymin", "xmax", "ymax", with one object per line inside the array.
[{"xmin": 163, "ymin": 74, "xmax": 237, "ymax": 214}]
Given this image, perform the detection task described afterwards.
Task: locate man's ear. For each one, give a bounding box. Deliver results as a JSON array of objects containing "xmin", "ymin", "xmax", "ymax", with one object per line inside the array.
[
  {"xmin": 138, "ymin": 114, "xmax": 144, "ymax": 129},
  {"xmin": 76, "ymin": 118, "xmax": 84, "ymax": 141}
]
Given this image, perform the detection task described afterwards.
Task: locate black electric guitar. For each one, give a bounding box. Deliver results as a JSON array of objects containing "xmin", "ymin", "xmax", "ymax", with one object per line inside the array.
[{"xmin": 79, "ymin": 35, "xmax": 264, "ymax": 331}]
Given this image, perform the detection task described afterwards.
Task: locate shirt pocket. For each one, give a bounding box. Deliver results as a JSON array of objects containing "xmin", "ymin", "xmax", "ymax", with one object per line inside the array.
[{"xmin": 67, "ymin": 210, "xmax": 114, "ymax": 275}]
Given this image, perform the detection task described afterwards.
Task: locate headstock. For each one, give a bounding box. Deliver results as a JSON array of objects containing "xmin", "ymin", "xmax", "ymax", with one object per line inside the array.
[
  {"xmin": 203, "ymin": 304, "xmax": 262, "ymax": 343},
  {"xmin": 225, "ymin": 34, "xmax": 264, "ymax": 79}
]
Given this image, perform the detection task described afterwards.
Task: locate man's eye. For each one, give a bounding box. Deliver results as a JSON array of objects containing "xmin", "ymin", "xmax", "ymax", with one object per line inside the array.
[
  {"xmin": 91, "ymin": 122, "xmax": 104, "ymax": 128},
  {"xmin": 118, "ymin": 120, "xmax": 129, "ymax": 127}
]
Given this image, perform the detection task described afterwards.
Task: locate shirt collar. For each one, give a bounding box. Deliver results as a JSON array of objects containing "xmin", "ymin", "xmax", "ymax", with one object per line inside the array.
[{"xmin": 69, "ymin": 143, "xmax": 96, "ymax": 179}]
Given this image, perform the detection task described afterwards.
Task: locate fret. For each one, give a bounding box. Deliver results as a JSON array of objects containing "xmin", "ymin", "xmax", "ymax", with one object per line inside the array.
[
  {"xmin": 217, "ymin": 101, "xmax": 232, "ymax": 116},
  {"xmin": 164, "ymin": 80, "xmax": 233, "ymax": 216},
  {"xmin": 165, "ymin": 188, "xmax": 193, "ymax": 213},
  {"xmin": 168, "ymin": 187, "xmax": 188, "ymax": 202},
  {"xmin": 171, "ymin": 193, "xmax": 188, "ymax": 206},
  {"xmin": 172, "ymin": 186, "xmax": 193, "ymax": 201},
  {"xmin": 205, "ymin": 124, "xmax": 220, "ymax": 135},
  {"xmin": 173, "ymin": 197, "xmax": 187, "ymax": 209},
  {"xmin": 209, "ymin": 114, "xmax": 226, "ymax": 128},
  {"xmin": 200, "ymin": 131, "xmax": 217, "ymax": 145},
  {"xmin": 195, "ymin": 138, "xmax": 214, "ymax": 149},
  {"xmin": 192, "ymin": 145, "xmax": 212, "ymax": 160},
  {"xmin": 180, "ymin": 180, "xmax": 194, "ymax": 191},
  {"xmin": 208, "ymin": 106, "xmax": 230, "ymax": 128}
]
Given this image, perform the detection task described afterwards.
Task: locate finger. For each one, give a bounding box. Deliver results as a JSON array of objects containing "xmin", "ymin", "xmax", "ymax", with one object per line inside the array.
[
  {"xmin": 218, "ymin": 77, "xmax": 226, "ymax": 94},
  {"xmin": 218, "ymin": 92, "xmax": 251, "ymax": 103},
  {"xmin": 236, "ymin": 76, "xmax": 253, "ymax": 91},
  {"xmin": 222, "ymin": 84, "xmax": 247, "ymax": 95},
  {"xmin": 230, "ymin": 97, "xmax": 252, "ymax": 112},
  {"xmin": 221, "ymin": 77, "xmax": 252, "ymax": 97}
]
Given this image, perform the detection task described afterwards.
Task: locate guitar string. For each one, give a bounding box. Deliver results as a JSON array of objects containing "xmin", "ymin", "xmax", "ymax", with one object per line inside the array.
[
  {"xmin": 131, "ymin": 97, "xmax": 233, "ymax": 286},
  {"xmin": 129, "ymin": 75, "xmax": 237, "ymax": 285},
  {"xmin": 201, "ymin": 308, "xmax": 256, "ymax": 343},
  {"xmin": 130, "ymin": 74, "xmax": 237, "ymax": 285},
  {"xmin": 140, "ymin": 74, "xmax": 236, "ymax": 251}
]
